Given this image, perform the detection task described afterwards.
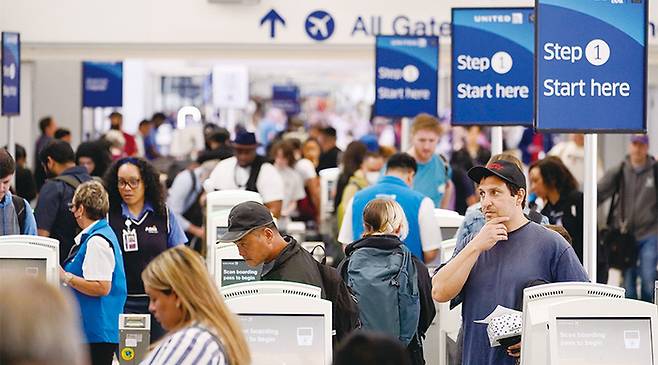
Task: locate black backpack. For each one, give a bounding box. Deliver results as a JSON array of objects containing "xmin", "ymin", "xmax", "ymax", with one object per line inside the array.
[
  {"xmin": 11, "ymin": 195, "xmax": 26, "ymax": 233},
  {"xmin": 310, "ymin": 246, "xmax": 361, "ymax": 348}
]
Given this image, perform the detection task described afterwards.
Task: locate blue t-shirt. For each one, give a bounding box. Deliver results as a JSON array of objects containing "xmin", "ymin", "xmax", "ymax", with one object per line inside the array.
[
  {"xmin": 452, "ymin": 221, "xmax": 589, "ymax": 365},
  {"xmin": 413, "ymin": 154, "xmax": 451, "ymax": 207}
]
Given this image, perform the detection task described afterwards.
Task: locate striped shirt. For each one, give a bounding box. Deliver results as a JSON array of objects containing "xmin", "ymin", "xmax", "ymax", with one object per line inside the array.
[{"xmin": 140, "ymin": 325, "xmax": 226, "ymax": 365}]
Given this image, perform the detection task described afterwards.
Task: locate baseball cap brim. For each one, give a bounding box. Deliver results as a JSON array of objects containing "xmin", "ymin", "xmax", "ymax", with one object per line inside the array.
[
  {"xmin": 468, "ymin": 166, "xmax": 519, "ymax": 187},
  {"xmin": 217, "ymin": 222, "xmax": 272, "ymax": 243}
]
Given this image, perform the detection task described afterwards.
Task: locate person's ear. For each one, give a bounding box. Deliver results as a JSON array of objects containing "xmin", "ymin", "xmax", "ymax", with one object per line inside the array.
[{"xmin": 517, "ymin": 188, "xmax": 526, "ymax": 206}]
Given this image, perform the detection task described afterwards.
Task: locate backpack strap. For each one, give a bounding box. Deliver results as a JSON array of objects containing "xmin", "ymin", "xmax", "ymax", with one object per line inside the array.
[
  {"xmin": 246, "ymin": 156, "xmax": 267, "ymax": 192},
  {"xmin": 653, "ymin": 161, "xmax": 658, "ymax": 204},
  {"xmin": 11, "ymin": 195, "xmax": 26, "ymax": 234},
  {"xmin": 606, "ymin": 162, "xmax": 625, "ymax": 228},
  {"xmin": 309, "ymin": 244, "xmax": 327, "ymax": 265},
  {"xmin": 54, "ymin": 175, "xmax": 83, "ymax": 190}
]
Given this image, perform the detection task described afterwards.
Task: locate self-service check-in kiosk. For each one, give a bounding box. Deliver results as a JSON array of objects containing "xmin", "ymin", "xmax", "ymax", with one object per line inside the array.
[
  {"xmin": 520, "ymin": 282, "xmax": 658, "ymax": 365},
  {"xmin": 0, "ymin": 235, "xmax": 60, "ymax": 286},
  {"xmin": 223, "ymin": 281, "xmax": 330, "ymax": 365},
  {"xmin": 205, "ymin": 190, "xmax": 263, "ymax": 279},
  {"xmin": 118, "ymin": 314, "xmax": 151, "ymax": 364},
  {"xmin": 427, "ymin": 211, "xmax": 463, "ymax": 365}
]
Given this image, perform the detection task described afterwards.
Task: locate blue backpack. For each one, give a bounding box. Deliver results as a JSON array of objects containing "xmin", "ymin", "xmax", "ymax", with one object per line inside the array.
[{"xmin": 339, "ymin": 235, "xmax": 420, "ymax": 345}]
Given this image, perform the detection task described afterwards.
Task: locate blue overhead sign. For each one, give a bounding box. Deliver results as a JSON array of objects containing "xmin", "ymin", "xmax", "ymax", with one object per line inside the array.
[
  {"xmin": 1, "ymin": 32, "xmax": 20, "ymax": 116},
  {"xmin": 451, "ymin": 8, "xmax": 534, "ymax": 126},
  {"xmin": 536, "ymin": 0, "xmax": 647, "ymax": 132},
  {"xmin": 82, "ymin": 61, "xmax": 123, "ymax": 108},
  {"xmin": 375, "ymin": 35, "xmax": 439, "ymax": 117},
  {"xmin": 272, "ymin": 85, "xmax": 301, "ymax": 115}
]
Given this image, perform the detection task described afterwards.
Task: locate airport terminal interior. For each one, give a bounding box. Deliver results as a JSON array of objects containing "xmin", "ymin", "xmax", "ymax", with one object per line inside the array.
[{"xmin": 1, "ymin": 1, "xmax": 658, "ymax": 365}]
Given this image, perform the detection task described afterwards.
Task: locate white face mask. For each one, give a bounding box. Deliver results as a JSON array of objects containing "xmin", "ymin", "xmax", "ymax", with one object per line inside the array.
[{"xmin": 365, "ymin": 172, "xmax": 381, "ymax": 185}]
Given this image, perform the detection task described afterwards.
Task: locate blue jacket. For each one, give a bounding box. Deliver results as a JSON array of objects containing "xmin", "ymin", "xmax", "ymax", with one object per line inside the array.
[
  {"xmin": 351, "ymin": 175, "xmax": 425, "ymax": 259},
  {"xmin": 64, "ymin": 219, "xmax": 127, "ymax": 344}
]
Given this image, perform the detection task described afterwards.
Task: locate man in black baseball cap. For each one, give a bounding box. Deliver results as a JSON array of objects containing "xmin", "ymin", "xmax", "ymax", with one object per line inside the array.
[
  {"xmin": 432, "ymin": 159, "xmax": 588, "ymax": 365},
  {"xmin": 219, "ymin": 201, "xmax": 324, "ymax": 288}
]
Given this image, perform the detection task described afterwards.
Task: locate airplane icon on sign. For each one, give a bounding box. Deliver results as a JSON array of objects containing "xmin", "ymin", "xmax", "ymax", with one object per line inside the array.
[{"xmin": 305, "ymin": 10, "xmax": 335, "ymax": 41}]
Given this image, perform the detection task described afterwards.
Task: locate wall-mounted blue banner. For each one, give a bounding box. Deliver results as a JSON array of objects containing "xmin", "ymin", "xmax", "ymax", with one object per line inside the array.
[
  {"xmin": 1, "ymin": 32, "xmax": 20, "ymax": 116},
  {"xmin": 272, "ymin": 85, "xmax": 301, "ymax": 115},
  {"xmin": 451, "ymin": 8, "xmax": 534, "ymax": 126},
  {"xmin": 375, "ymin": 35, "xmax": 439, "ymax": 117},
  {"xmin": 536, "ymin": 0, "xmax": 647, "ymax": 132},
  {"xmin": 82, "ymin": 61, "xmax": 123, "ymax": 107}
]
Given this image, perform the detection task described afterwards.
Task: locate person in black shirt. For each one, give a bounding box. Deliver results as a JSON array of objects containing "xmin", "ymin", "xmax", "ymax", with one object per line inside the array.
[
  {"xmin": 317, "ymin": 127, "xmax": 342, "ymax": 172},
  {"xmin": 529, "ymin": 156, "xmax": 584, "ymax": 262},
  {"xmin": 35, "ymin": 140, "xmax": 93, "ymax": 263}
]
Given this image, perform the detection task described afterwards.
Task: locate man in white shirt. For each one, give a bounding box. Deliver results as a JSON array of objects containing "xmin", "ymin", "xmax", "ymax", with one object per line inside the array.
[{"xmin": 204, "ymin": 132, "xmax": 284, "ymax": 217}]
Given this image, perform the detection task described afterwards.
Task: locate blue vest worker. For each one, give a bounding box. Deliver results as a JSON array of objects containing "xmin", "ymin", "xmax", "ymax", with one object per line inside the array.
[{"xmin": 64, "ymin": 219, "xmax": 127, "ymax": 344}]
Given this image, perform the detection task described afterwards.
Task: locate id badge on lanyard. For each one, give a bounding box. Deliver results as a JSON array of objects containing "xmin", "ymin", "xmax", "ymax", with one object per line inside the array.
[{"xmin": 123, "ymin": 219, "xmax": 139, "ymax": 252}]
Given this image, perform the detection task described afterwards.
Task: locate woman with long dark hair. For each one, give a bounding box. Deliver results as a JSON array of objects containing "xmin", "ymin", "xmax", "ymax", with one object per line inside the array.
[
  {"xmin": 529, "ymin": 156, "xmax": 583, "ymax": 262},
  {"xmin": 103, "ymin": 157, "xmax": 187, "ymax": 342}
]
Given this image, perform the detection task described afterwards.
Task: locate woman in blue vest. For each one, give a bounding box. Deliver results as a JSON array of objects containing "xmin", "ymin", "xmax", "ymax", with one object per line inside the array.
[
  {"xmin": 103, "ymin": 157, "xmax": 187, "ymax": 342},
  {"xmin": 61, "ymin": 180, "xmax": 127, "ymax": 365}
]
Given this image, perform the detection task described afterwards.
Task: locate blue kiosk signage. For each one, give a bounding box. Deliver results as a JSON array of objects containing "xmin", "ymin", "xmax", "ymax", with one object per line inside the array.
[
  {"xmin": 451, "ymin": 8, "xmax": 534, "ymax": 126},
  {"xmin": 536, "ymin": 0, "xmax": 647, "ymax": 132},
  {"xmin": 375, "ymin": 35, "xmax": 439, "ymax": 117}
]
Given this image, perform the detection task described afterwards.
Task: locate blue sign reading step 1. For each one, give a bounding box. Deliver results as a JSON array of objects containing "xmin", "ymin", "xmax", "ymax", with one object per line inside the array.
[
  {"xmin": 535, "ymin": 0, "xmax": 647, "ymax": 133},
  {"xmin": 1, "ymin": 32, "xmax": 21, "ymax": 116},
  {"xmin": 374, "ymin": 35, "xmax": 439, "ymax": 118},
  {"xmin": 451, "ymin": 8, "xmax": 534, "ymax": 126}
]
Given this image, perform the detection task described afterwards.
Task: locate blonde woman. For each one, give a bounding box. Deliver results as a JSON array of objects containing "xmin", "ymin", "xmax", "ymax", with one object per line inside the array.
[
  {"xmin": 340, "ymin": 198, "xmax": 434, "ymax": 365},
  {"xmin": 140, "ymin": 246, "xmax": 250, "ymax": 365}
]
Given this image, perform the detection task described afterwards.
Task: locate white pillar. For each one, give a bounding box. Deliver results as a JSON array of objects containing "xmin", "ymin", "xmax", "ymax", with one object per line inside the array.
[
  {"xmin": 491, "ymin": 126, "xmax": 503, "ymax": 155},
  {"xmin": 583, "ymin": 134, "xmax": 598, "ymax": 282}
]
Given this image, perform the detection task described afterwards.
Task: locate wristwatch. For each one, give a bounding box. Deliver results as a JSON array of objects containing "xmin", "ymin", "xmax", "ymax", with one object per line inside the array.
[{"xmin": 64, "ymin": 272, "xmax": 74, "ymax": 286}]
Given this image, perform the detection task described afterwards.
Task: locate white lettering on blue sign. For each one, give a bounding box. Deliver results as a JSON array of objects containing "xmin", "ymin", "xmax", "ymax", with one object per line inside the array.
[{"xmin": 543, "ymin": 43, "xmax": 583, "ymax": 63}]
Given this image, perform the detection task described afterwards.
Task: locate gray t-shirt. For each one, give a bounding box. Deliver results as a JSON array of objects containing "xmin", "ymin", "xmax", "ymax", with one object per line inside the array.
[{"xmin": 452, "ymin": 221, "xmax": 589, "ymax": 365}]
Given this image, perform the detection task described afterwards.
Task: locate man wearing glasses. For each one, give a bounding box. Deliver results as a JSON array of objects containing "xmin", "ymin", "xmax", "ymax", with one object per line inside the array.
[{"xmin": 35, "ymin": 140, "xmax": 93, "ymax": 264}]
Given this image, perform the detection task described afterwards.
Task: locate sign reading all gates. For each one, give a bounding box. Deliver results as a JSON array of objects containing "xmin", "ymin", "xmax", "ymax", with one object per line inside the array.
[
  {"xmin": 1, "ymin": 32, "xmax": 20, "ymax": 116},
  {"xmin": 375, "ymin": 35, "xmax": 439, "ymax": 117},
  {"xmin": 536, "ymin": 0, "xmax": 647, "ymax": 132},
  {"xmin": 82, "ymin": 62, "xmax": 123, "ymax": 107},
  {"xmin": 451, "ymin": 8, "xmax": 534, "ymax": 126}
]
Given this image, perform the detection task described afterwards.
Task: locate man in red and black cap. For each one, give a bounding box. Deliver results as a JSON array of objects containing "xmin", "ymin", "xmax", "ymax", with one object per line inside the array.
[
  {"xmin": 204, "ymin": 131, "xmax": 283, "ymax": 217},
  {"xmin": 432, "ymin": 160, "xmax": 588, "ymax": 365}
]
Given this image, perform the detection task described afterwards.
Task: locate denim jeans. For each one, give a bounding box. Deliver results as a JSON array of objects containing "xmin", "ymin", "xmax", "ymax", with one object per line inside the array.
[{"xmin": 623, "ymin": 235, "xmax": 658, "ymax": 302}]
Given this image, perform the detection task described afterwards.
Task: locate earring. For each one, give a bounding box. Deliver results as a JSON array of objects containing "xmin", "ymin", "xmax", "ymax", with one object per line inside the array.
[{"xmin": 176, "ymin": 302, "xmax": 181, "ymax": 309}]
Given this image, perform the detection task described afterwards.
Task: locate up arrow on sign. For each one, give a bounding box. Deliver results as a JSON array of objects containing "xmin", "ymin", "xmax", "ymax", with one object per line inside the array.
[{"xmin": 260, "ymin": 9, "xmax": 286, "ymax": 39}]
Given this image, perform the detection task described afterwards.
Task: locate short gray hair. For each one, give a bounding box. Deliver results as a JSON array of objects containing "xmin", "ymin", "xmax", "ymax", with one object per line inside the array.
[{"xmin": 72, "ymin": 180, "xmax": 109, "ymax": 220}]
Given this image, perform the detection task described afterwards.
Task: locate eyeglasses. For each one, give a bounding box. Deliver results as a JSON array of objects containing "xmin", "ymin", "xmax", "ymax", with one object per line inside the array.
[
  {"xmin": 118, "ymin": 178, "xmax": 141, "ymax": 189},
  {"xmin": 67, "ymin": 202, "xmax": 77, "ymax": 212}
]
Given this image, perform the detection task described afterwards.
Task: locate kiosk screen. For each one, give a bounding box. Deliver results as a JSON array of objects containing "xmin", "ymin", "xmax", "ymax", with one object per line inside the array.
[
  {"xmin": 220, "ymin": 259, "xmax": 261, "ymax": 286},
  {"xmin": 238, "ymin": 314, "xmax": 326, "ymax": 365},
  {"xmin": 0, "ymin": 258, "xmax": 47, "ymax": 280},
  {"xmin": 555, "ymin": 317, "xmax": 653, "ymax": 365}
]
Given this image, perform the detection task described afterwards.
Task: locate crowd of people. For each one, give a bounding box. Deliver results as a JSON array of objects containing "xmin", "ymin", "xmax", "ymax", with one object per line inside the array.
[{"xmin": 0, "ymin": 109, "xmax": 655, "ymax": 365}]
